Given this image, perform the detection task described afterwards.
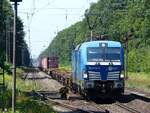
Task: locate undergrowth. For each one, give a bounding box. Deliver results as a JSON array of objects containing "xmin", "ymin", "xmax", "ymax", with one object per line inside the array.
[
  {"xmin": 0, "ymin": 68, "xmax": 56, "ymax": 113},
  {"xmin": 126, "ymin": 72, "xmax": 150, "ymax": 93}
]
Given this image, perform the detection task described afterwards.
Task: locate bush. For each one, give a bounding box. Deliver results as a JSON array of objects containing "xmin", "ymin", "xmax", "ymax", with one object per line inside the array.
[{"xmin": 4, "ymin": 63, "xmax": 12, "ymax": 74}]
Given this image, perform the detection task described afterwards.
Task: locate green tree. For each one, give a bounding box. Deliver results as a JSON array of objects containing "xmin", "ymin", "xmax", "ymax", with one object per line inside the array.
[
  {"xmin": 40, "ymin": 0, "xmax": 150, "ymax": 73},
  {"xmin": 0, "ymin": 0, "xmax": 30, "ymax": 66}
]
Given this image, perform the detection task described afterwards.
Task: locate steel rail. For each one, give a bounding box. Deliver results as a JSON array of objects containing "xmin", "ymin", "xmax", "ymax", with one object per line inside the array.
[
  {"xmin": 32, "ymin": 90, "xmax": 99, "ymax": 113},
  {"xmin": 125, "ymin": 89, "xmax": 150, "ymax": 100},
  {"xmin": 115, "ymin": 102, "xmax": 141, "ymax": 113},
  {"xmin": 26, "ymin": 69, "xmax": 109, "ymax": 113}
]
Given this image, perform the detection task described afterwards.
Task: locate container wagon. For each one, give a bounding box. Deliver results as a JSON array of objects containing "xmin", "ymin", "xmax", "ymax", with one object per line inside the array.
[
  {"xmin": 39, "ymin": 57, "xmax": 59, "ymax": 71},
  {"xmin": 49, "ymin": 57, "xmax": 59, "ymax": 68}
]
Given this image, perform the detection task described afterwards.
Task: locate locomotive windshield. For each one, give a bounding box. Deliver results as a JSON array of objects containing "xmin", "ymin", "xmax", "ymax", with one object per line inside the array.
[{"xmin": 87, "ymin": 47, "xmax": 121, "ymax": 62}]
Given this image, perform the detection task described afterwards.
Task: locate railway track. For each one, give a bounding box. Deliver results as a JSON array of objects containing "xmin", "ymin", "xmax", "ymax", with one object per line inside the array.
[
  {"xmin": 27, "ymin": 70, "xmax": 108, "ymax": 113},
  {"xmin": 114, "ymin": 102, "xmax": 141, "ymax": 113},
  {"xmin": 33, "ymin": 90, "xmax": 143, "ymax": 113},
  {"xmin": 24, "ymin": 69, "xmax": 149, "ymax": 113},
  {"xmin": 33, "ymin": 90, "xmax": 109, "ymax": 113},
  {"xmin": 91, "ymin": 97, "xmax": 143, "ymax": 113}
]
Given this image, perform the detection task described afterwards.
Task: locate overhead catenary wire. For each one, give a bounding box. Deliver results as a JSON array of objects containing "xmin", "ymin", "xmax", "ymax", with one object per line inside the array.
[
  {"xmin": 22, "ymin": 0, "xmax": 59, "ymax": 61},
  {"xmin": 26, "ymin": 0, "xmax": 36, "ymax": 66},
  {"xmin": 19, "ymin": 11, "xmax": 83, "ymax": 16},
  {"xmin": 22, "ymin": 0, "xmax": 59, "ymax": 49},
  {"xmin": 34, "ymin": 0, "xmax": 58, "ymax": 13},
  {"xmin": 19, "ymin": 7, "xmax": 86, "ymax": 10},
  {"xmin": 19, "ymin": 0, "xmax": 98, "ymax": 59},
  {"xmin": 19, "ymin": 0, "xmax": 93, "ymax": 26},
  {"xmin": 20, "ymin": 0, "xmax": 97, "ymax": 38},
  {"xmin": 18, "ymin": 0, "xmax": 92, "ymax": 19}
]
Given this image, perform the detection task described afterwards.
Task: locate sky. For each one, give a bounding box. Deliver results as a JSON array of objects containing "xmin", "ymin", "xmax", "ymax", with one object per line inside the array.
[{"xmin": 17, "ymin": 0, "xmax": 98, "ymax": 59}]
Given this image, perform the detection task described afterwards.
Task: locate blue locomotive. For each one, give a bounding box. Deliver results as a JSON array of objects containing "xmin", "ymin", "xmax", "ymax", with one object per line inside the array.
[{"xmin": 72, "ymin": 41, "xmax": 124, "ymax": 97}]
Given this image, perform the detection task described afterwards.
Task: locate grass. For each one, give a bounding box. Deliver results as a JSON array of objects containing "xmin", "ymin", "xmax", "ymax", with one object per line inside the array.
[
  {"xmin": 126, "ymin": 72, "xmax": 150, "ymax": 93},
  {"xmin": 0, "ymin": 68, "xmax": 56, "ymax": 113},
  {"xmin": 59, "ymin": 63, "xmax": 71, "ymax": 72},
  {"xmin": 0, "ymin": 69, "xmax": 4, "ymax": 83}
]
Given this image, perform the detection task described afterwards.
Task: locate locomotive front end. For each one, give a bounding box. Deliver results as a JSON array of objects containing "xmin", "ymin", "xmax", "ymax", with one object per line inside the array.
[{"xmin": 83, "ymin": 41, "xmax": 124, "ymax": 95}]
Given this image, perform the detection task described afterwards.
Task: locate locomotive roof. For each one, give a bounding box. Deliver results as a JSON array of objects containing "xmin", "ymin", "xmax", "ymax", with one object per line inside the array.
[{"xmin": 75, "ymin": 40, "xmax": 121, "ymax": 50}]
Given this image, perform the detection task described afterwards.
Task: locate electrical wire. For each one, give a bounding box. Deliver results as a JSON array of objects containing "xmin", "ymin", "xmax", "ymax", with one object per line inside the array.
[
  {"xmin": 20, "ymin": 0, "xmax": 98, "ymax": 60},
  {"xmin": 19, "ymin": 7, "xmax": 85, "ymax": 11},
  {"xmin": 34, "ymin": 0, "xmax": 58, "ymax": 14},
  {"xmin": 19, "ymin": 11, "xmax": 83, "ymax": 15}
]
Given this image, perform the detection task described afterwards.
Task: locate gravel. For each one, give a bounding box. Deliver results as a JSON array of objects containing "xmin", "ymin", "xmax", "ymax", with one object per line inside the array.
[{"xmin": 24, "ymin": 70, "xmax": 150, "ymax": 113}]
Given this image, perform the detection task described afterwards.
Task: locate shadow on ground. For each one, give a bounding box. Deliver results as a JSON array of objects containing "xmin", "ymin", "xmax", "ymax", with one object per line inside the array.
[{"xmin": 92, "ymin": 93, "xmax": 150, "ymax": 104}]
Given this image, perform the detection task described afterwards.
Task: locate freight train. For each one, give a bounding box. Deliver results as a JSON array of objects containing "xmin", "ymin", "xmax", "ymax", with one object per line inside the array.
[
  {"xmin": 72, "ymin": 40, "xmax": 125, "ymax": 97},
  {"xmin": 39, "ymin": 40, "xmax": 125, "ymax": 98}
]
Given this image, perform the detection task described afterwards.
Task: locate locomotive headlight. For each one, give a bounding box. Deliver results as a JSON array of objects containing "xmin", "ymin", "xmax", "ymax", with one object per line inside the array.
[
  {"xmin": 83, "ymin": 70, "xmax": 88, "ymax": 79},
  {"xmin": 83, "ymin": 73, "xmax": 88, "ymax": 78},
  {"xmin": 120, "ymin": 74, "xmax": 124, "ymax": 78},
  {"xmin": 120, "ymin": 71, "xmax": 124, "ymax": 78}
]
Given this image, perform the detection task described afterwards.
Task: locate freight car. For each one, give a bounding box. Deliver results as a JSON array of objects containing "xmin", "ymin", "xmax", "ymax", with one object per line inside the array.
[
  {"xmin": 72, "ymin": 41, "xmax": 125, "ymax": 97},
  {"xmin": 40, "ymin": 57, "xmax": 49, "ymax": 71},
  {"xmin": 39, "ymin": 57, "xmax": 59, "ymax": 71}
]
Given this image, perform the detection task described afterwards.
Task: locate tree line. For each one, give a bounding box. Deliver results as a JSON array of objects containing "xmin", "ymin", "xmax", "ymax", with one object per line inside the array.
[
  {"xmin": 0, "ymin": 0, "xmax": 30, "ymax": 67},
  {"xmin": 40, "ymin": 0, "xmax": 150, "ymax": 73}
]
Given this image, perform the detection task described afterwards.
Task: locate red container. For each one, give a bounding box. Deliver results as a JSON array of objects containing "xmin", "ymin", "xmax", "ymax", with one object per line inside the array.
[
  {"xmin": 41, "ymin": 57, "xmax": 49, "ymax": 69},
  {"xmin": 39, "ymin": 57, "xmax": 59, "ymax": 70},
  {"xmin": 48, "ymin": 57, "xmax": 59, "ymax": 68}
]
